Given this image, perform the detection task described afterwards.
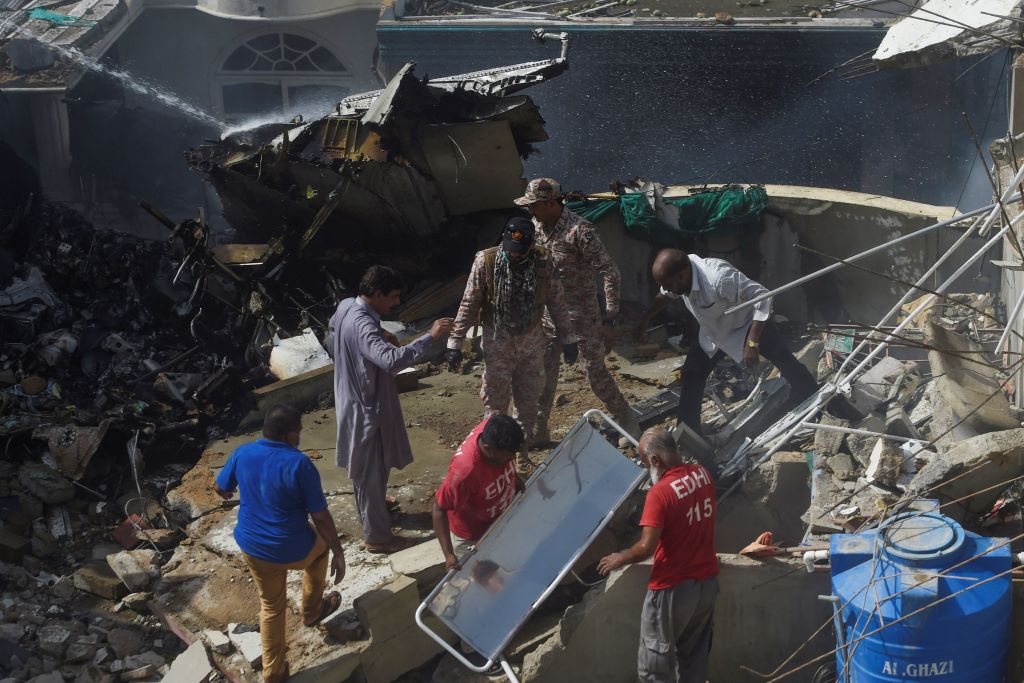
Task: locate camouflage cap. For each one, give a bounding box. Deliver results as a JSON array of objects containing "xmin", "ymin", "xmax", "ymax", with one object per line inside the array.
[{"xmin": 514, "ymin": 178, "xmax": 562, "ymax": 206}]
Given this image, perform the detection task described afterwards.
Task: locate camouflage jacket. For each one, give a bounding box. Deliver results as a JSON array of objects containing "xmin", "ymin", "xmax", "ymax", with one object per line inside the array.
[{"xmin": 533, "ymin": 207, "xmax": 620, "ymax": 322}]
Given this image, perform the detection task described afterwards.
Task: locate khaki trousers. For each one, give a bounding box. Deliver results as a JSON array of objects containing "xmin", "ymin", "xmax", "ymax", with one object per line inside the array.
[{"xmin": 242, "ymin": 532, "xmax": 329, "ymax": 680}]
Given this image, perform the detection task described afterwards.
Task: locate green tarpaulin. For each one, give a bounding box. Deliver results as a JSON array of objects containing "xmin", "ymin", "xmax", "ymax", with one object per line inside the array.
[{"xmin": 566, "ymin": 185, "xmax": 768, "ymax": 245}]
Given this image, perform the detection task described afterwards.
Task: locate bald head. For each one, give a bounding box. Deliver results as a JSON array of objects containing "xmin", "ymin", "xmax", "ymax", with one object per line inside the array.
[
  {"xmin": 638, "ymin": 427, "xmax": 683, "ymax": 470},
  {"xmin": 652, "ymin": 249, "xmax": 692, "ymax": 294}
]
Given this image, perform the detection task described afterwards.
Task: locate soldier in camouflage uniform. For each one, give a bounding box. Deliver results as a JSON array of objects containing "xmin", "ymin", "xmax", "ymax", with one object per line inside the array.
[
  {"xmin": 446, "ymin": 217, "xmax": 579, "ymax": 469},
  {"xmin": 515, "ymin": 178, "xmax": 640, "ymax": 441}
]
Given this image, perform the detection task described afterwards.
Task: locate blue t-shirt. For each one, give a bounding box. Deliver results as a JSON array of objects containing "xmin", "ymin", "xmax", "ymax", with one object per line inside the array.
[{"xmin": 215, "ymin": 439, "xmax": 329, "ymax": 564}]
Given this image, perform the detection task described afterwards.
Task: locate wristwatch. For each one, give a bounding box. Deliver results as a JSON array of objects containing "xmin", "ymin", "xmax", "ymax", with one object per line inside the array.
[{"xmin": 746, "ymin": 339, "xmax": 759, "ymax": 349}]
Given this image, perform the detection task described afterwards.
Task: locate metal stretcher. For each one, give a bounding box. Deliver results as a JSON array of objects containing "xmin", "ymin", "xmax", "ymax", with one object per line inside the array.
[{"xmin": 415, "ymin": 410, "xmax": 646, "ymax": 682}]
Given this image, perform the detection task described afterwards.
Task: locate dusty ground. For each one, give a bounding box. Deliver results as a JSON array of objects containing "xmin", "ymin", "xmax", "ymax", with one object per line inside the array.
[{"xmin": 149, "ymin": 331, "xmax": 676, "ymax": 680}]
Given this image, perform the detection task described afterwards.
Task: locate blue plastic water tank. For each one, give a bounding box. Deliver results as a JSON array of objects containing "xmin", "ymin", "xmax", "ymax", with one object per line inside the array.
[{"xmin": 829, "ymin": 512, "xmax": 1011, "ymax": 682}]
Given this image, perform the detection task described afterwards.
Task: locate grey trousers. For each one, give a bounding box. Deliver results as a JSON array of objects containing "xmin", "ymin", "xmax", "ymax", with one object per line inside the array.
[
  {"xmin": 638, "ymin": 577, "xmax": 719, "ymax": 683},
  {"xmin": 351, "ymin": 431, "xmax": 392, "ymax": 544}
]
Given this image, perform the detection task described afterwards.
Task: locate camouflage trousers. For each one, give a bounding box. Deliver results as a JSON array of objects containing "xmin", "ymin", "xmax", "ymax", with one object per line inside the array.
[
  {"xmin": 480, "ymin": 324, "xmax": 547, "ymax": 444},
  {"xmin": 538, "ymin": 315, "xmax": 629, "ymax": 430}
]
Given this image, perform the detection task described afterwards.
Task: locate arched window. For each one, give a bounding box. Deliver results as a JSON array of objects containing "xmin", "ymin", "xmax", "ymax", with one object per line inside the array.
[{"xmin": 216, "ymin": 33, "xmax": 351, "ymax": 120}]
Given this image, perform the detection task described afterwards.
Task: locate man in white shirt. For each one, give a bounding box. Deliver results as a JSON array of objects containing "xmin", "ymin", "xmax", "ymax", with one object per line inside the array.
[{"xmin": 644, "ymin": 248, "xmax": 819, "ymax": 435}]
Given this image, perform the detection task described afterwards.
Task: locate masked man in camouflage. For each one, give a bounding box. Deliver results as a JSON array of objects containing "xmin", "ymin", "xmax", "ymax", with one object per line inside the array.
[
  {"xmin": 446, "ymin": 217, "xmax": 578, "ymax": 470},
  {"xmin": 517, "ymin": 178, "xmax": 640, "ymax": 440}
]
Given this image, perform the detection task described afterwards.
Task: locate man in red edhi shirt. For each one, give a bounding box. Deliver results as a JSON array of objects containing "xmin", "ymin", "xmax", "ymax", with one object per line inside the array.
[
  {"xmin": 598, "ymin": 427, "xmax": 719, "ymax": 683},
  {"xmin": 432, "ymin": 415, "xmax": 525, "ymax": 569}
]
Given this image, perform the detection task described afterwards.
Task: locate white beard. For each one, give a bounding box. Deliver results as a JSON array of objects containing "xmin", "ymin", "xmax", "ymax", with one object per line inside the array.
[{"xmin": 649, "ymin": 467, "xmax": 662, "ymax": 485}]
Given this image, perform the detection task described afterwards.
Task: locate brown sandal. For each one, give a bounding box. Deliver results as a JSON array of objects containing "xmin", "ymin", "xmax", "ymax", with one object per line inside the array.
[
  {"xmin": 304, "ymin": 591, "xmax": 341, "ymax": 627},
  {"xmin": 362, "ymin": 536, "xmax": 416, "ymax": 554}
]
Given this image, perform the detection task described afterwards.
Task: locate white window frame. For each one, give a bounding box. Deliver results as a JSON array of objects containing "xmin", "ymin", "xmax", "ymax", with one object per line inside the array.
[{"xmin": 212, "ymin": 29, "xmax": 353, "ymax": 121}]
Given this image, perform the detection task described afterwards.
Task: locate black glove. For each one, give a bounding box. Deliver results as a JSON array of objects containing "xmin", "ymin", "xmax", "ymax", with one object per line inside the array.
[
  {"xmin": 445, "ymin": 348, "xmax": 463, "ymax": 372},
  {"xmin": 562, "ymin": 343, "xmax": 579, "ymax": 365}
]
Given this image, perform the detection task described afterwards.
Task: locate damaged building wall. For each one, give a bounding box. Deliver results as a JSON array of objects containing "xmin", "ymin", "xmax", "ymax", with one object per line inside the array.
[
  {"xmin": 376, "ymin": 24, "xmax": 1006, "ymax": 209},
  {"xmin": 112, "ymin": 8, "xmax": 382, "ymax": 120},
  {"xmin": 524, "ymin": 556, "xmax": 832, "ymax": 683}
]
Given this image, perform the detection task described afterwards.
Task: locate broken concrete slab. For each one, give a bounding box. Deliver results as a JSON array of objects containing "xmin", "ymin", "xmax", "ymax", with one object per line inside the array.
[
  {"xmin": 908, "ymin": 427, "xmax": 1024, "ymax": 523},
  {"xmin": 389, "ymin": 539, "xmax": 447, "ymax": 588},
  {"xmin": 813, "ymin": 413, "xmax": 848, "ymax": 456},
  {"xmin": 18, "ymin": 462, "xmax": 74, "ymax": 504},
  {"xmin": 354, "ymin": 574, "xmax": 419, "ymax": 643},
  {"xmin": 164, "ymin": 449, "xmax": 228, "ymax": 519},
  {"xmin": 163, "ymin": 639, "xmax": 213, "ymax": 683},
  {"xmin": 848, "ymin": 414, "xmax": 886, "ymax": 469},
  {"xmin": 106, "ymin": 549, "xmax": 158, "ymax": 592},
  {"xmin": 35, "ymin": 625, "xmax": 71, "ymax": 659},
  {"xmin": 826, "ymin": 452, "xmax": 859, "ymax": 482},
  {"xmin": 926, "ymin": 322, "xmax": 1019, "ymax": 438},
  {"xmin": 202, "ymin": 629, "xmax": 231, "ymax": 655},
  {"xmin": 106, "ymin": 628, "xmax": 144, "ymax": 659},
  {"xmin": 865, "ymin": 438, "xmax": 901, "ymax": 488},
  {"xmin": 242, "ymin": 364, "xmax": 335, "ymax": 428},
  {"xmin": 73, "ymin": 562, "xmax": 127, "ymax": 601},
  {"xmin": 227, "ymin": 623, "xmax": 262, "ymax": 669},
  {"xmin": 716, "ymin": 452, "xmax": 810, "ymax": 553}
]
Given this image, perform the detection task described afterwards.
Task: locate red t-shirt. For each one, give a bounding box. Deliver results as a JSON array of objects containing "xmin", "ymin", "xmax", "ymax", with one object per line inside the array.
[
  {"xmin": 640, "ymin": 463, "xmax": 719, "ymax": 590},
  {"xmin": 435, "ymin": 420, "xmax": 518, "ymax": 542}
]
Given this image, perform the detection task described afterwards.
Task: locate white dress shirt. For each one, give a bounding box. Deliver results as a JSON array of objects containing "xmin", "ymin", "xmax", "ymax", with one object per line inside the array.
[{"xmin": 660, "ymin": 254, "xmax": 772, "ymax": 362}]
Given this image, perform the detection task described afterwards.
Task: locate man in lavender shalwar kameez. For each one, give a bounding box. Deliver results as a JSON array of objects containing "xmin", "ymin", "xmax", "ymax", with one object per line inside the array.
[{"xmin": 329, "ymin": 265, "xmax": 454, "ymax": 552}]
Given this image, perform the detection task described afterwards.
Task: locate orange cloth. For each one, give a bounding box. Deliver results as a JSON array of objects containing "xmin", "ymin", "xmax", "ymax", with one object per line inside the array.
[{"xmin": 242, "ymin": 531, "xmax": 329, "ymax": 679}]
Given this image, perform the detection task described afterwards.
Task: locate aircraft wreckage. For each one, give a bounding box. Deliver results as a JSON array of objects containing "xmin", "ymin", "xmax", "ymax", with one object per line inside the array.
[{"xmin": 185, "ymin": 28, "xmax": 570, "ymax": 266}]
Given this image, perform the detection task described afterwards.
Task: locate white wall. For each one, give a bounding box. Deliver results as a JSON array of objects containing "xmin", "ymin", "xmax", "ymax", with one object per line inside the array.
[{"xmin": 112, "ymin": 7, "xmax": 381, "ymax": 116}]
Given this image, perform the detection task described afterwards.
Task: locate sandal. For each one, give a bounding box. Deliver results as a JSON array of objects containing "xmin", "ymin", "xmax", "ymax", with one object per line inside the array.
[
  {"xmin": 303, "ymin": 591, "xmax": 341, "ymax": 627},
  {"xmin": 362, "ymin": 536, "xmax": 417, "ymax": 554}
]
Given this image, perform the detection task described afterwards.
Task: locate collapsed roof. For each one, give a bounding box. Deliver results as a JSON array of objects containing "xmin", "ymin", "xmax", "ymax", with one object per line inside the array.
[{"xmin": 186, "ymin": 29, "xmax": 569, "ymax": 250}]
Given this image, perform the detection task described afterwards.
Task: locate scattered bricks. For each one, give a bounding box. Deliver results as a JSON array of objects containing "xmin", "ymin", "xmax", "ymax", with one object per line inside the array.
[
  {"xmin": 18, "ymin": 464, "xmax": 74, "ymax": 505},
  {"xmin": 0, "ymin": 528, "xmax": 28, "ymax": 564},
  {"xmin": 51, "ymin": 576, "xmax": 74, "ymax": 600},
  {"xmin": 389, "ymin": 540, "xmax": 447, "ymax": 587},
  {"xmin": 0, "ymin": 623, "xmax": 23, "ymax": 641},
  {"xmin": 120, "ymin": 665, "xmax": 154, "ymax": 681},
  {"xmin": 122, "ymin": 651, "xmax": 165, "ymax": 670},
  {"xmin": 202, "ymin": 629, "xmax": 231, "ymax": 655},
  {"xmin": 74, "ymin": 562, "xmax": 127, "ymax": 601},
  {"xmin": 826, "ymin": 453, "xmax": 859, "ymax": 482},
  {"xmin": 74, "ymin": 665, "xmax": 112, "ymax": 683},
  {"xmin": 813, "ymin": 413, "xmax": 848, "ymax": 457},
  {"xmin": 26, "ymin": 673, "xmax": 62, "ymax": 683},
  {"xmin": 137, "ymin": 528, "xmax": 181, "ymax": 550},
  {"xmin": 65, "ymin": 641, "xmax": 97, "ymax": 664},
  {"xmin": 163, "ymin": 640, "xmax": 213, "ymax": 683},
  {"xmin": 884, "ymin": 404, "xmax": 920, "ymax": 440},
  {"xmin": 227, "ymin": 624, "xmax": 262, "ymax": 669},
  {"xmin": 106, "ymin": 628, "xmax": 144, "ymax": 659},
  {"xmin": 36, "ymin": 625, "xmax": 71, "ymax": 659},
  {"xmin": 105, "ymin": 550, "xmax": 157, "ymax": 592},
  {"xmin": 354, "ymin": 574, "xmax": 419, "ymax": 643}
]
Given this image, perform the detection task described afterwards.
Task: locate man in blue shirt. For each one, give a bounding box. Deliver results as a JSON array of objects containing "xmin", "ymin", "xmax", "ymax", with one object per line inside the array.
[{"xmin": 214, "ymin": 404, "xmax": 346, "ymax": 683}]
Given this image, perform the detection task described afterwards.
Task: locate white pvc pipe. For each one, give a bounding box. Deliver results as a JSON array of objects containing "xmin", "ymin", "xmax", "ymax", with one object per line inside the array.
[
  {"xmin": 804, "ymin": 549, "xmax": 829, "ymax": 573},
  {"xmin": 800, "ymin": 422, "xmax": 916, "ymax": 443}
]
